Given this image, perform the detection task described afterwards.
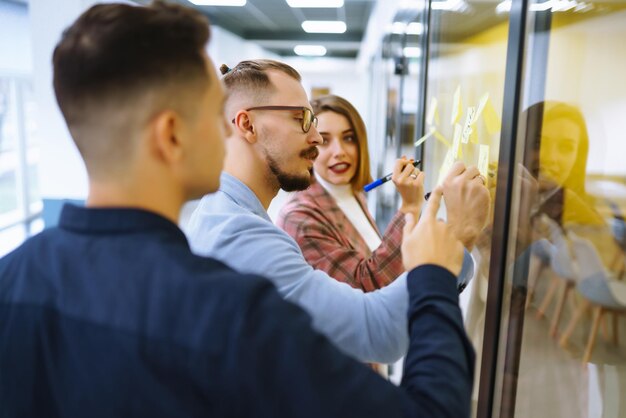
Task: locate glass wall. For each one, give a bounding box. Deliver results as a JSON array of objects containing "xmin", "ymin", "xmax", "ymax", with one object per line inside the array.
[
  {"xmin": 357, "ymin": 0, "xmax": 626, "ymax": 415},
  {"xmin": 492, "ymin": 1, "xmax": 626, "ymax": 417},
  {"xmin": 420, "ymin": 0, "xmax": 510, "ymax": 415}
]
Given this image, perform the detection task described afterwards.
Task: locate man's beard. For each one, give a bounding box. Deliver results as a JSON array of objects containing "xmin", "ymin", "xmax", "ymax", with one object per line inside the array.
[{"xmin": 266, "ymin": 146, "xmax": 318, "ymax": 192}]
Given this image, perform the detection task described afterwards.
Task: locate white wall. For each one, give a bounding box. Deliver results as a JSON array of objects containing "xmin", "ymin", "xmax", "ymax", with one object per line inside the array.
[
  {"xmin": 29, "ymin": 0, "xmax": 102, "ymax": 201},
  {"xmin": 283, "ymin": 57, "xmax": 369, "ymax": 129},
  {"xmin": 0, "ymin": 1, "xmax": 32, "ymax": 75},
  {"xmin": 208, "ymin": 26, "xmax": 279, "ymax": 69},
  {"xmin": 543, "ymin": 10, "xmax": 626, "ymax": 176}
]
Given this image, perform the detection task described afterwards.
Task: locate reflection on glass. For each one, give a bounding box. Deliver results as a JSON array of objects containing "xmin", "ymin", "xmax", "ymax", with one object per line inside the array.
[{"xmin": 499, "ymin": 2, "xmax": 626, "ymax": 417}]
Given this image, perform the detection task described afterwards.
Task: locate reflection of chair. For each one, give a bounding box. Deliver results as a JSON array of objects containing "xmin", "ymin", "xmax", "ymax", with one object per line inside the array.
[
  {"xmin": 608, "ymin": 202, "xmax": 626, "ymax": 279},
  {"xmin": 525, "ymin": 238, "xmax": 554, "ymax": 310},
  {"xmin": 534, "ymin": 219, "xmax": 578, "ymax": 338},
  {"xmin": 558, "ymin": 234, "xmax": 626, "ymax": 364}
]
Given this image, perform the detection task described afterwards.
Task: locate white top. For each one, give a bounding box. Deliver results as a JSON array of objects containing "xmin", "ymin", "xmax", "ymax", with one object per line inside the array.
[{"xmin": 315, "ymin": 173, "xmax": 382, "ymax": 252}]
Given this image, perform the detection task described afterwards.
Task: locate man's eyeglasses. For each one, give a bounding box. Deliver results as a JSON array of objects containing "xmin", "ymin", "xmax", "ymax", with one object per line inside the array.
[{"xmin": 231, "ymin": 106, "xmax": 318, "ymax": 133}]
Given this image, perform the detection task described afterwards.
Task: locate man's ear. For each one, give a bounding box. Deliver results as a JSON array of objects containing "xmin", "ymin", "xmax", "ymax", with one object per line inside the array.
[
  {"xmin": 233, "ymin": 111, "xmax": 257, "ymax": 144},
  {"xmin": 152, "ymin": 110, "xmax": 184, "ymax": 164}
]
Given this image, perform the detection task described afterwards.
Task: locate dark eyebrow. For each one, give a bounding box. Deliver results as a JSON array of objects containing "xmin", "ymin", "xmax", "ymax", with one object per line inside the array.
[{"xmin": 342, "ymin": 129, "xmax": 354, "ymax": 134}]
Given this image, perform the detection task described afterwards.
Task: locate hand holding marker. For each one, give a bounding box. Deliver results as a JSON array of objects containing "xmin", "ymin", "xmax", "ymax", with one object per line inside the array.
[
  {"xmin": 364, "ymin": 160, "xmax": 422, "ymax": 192},
  {"xmin": 364, "ymin": 160, "xmax": 431, "ymax": 201}
]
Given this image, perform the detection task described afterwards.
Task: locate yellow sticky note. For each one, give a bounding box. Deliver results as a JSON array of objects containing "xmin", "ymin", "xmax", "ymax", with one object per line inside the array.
[
  {"xmin": 471, "ymin": 93, "xmax": 489, "ymax": 126},
  {"xmin": 461, "ymin": 106, "xmax": 475, "ymax": 144},
  {"xmin": 426, "ymin": 97, "xmax": 438, "ymax": 126},
  {"xmin": 433, "ymin": 129, "xmax": 451, "ymax": 148},
  {"xmin": 470, "ymin": 127, "xmax": 479, "ymax": 144},
  {"xmin": 452, "ymin": 124, "xmax": 462, "ymax": 158},
  {"xmin": 450, "ymin": 86, "xmax": 462, "ymax": 125},
  {"xmin": 478, "ymin": 145, "xmax": 489, "ymax": 178},
  {"xmin": 438, "ymin": 148, "xmax": 456, "ymax": 185},
  {"xmin": 483, "ymin": 98, "xmax": 501, "ymax": 135},
  {"xmin": 414, "ymin": 127, "xmax": 435, "ymax": 148}
]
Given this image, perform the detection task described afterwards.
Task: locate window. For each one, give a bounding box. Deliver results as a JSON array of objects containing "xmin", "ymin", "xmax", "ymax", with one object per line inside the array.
[{"xmin": 0, "ymin": 76, "xmax": 42, "ymax": 257}]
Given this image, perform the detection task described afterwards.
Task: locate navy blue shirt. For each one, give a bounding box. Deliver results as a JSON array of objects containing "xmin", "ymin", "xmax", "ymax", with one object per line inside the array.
[{"xmin": 0, "ymin": 205, "xmax": 474, "ymax": 417}]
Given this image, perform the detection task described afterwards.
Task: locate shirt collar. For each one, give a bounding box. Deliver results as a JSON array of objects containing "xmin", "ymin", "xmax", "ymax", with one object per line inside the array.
[
  {"xmin": 314, "ymin": 172, "xmax": 354, "ymax": 200},
  {"xmin": 219, "ymin": 172, "xmax": 271, "ymax": 222},
  {"xmin": 59, "ymin": 204, "xmax": 189, "ymax": 244}
]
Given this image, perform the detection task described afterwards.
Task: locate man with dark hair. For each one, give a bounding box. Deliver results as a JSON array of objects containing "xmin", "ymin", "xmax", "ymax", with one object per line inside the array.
[
  {"xmin": 1, "ymin": 2, "xmax": 474, "ymax": 417},
  {"xmin": 186, "ymin": 58, "xmax": 490, "ymax": 363}
]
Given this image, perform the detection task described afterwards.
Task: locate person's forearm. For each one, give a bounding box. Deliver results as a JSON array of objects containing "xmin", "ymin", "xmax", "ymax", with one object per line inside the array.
[
  {"xmin": 242, "ymin": 268, "xmax": 473, "ymax": 418},
  {"xmin": 401, "ymin": 265, "xmax": 475, "ymax": 418}
]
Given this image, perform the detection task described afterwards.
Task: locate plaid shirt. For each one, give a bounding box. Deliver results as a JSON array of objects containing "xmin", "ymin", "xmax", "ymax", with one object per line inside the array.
[{"xmin": 276, "ymin": 181, "xmax": 405, "ymax": 292}]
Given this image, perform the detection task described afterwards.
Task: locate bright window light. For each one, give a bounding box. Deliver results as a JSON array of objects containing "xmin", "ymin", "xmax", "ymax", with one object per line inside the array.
[
  {"xmin": 189, "ymin": 0, "xmax": 246, "ymax": 5},
  {"xmin": 403, "ymin": 47, "xmax": 422, "ymax": 58},
  {"xmin": 286, "ymin": 0, "xmax": 344, "ymax": 7},
  {"xmin": 294, "ymin": 45, "xmax": 327, "ymax": 56},
  {"xmin": 301, "ymin": 21, "xmax": 347, "ymax": 34}
]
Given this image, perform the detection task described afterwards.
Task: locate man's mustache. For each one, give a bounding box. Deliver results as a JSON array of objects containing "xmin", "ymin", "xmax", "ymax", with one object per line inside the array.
[{"xmin": 301, "ymin": 147, "xmax": 319, "ymax": 160}]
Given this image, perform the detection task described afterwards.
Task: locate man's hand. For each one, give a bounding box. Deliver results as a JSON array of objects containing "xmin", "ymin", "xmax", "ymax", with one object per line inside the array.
[
  {"xmin": 442, "ymin": 162, "xmax": 491, "ymax": 250},
  {"xmin": 402, "ymin": 187, "xmax": 464, "ymax": 276},
  {"xmin": 392, "ymin": 157, "xmax": 425, "ymax": 216}
]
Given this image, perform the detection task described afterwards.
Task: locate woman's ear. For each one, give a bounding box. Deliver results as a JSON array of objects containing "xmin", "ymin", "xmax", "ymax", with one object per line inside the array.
[
  {"xmin": 152, "ymin": 110, "xmax": 184, "ymax": 164},
  {"xmin": 233, "ymin": 111, "xmax": 257, "ymax": 144}
]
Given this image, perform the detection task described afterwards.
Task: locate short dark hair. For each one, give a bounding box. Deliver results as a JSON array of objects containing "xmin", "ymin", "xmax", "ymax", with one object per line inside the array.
[
  {"xmin": 53, "ymin": 1, "xmax": 211, "ymax": 127},
  {"xmin": 220, "ymin": 59, "xmax": 301, "ymax": 105}
]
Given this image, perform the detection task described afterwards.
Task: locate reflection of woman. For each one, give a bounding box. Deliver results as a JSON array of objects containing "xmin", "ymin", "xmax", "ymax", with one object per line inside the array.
[
  {"xmin": 533, "ymin": 101, "xmax": 623, "ymax": 271},
  {"xmin": 536, "ymin": 102, "xmax": 604, "ymax": 227},
  {"xmin": 276, "ymin": 95, "xmax": 424, "ymax": 291}
]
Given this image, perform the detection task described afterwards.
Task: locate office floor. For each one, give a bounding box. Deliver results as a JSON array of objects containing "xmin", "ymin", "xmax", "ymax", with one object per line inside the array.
[{"xmin": 515, "ymin": 273, "xmax": 626, "ymax": 418}]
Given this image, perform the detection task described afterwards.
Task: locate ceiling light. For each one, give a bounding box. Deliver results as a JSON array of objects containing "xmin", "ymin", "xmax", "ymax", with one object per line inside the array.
[
  {"xmin": 391, "ymin": 22, "xmax": 424, "ymax": 35},
  {"xmin": 294, "ymin": 45, "xmax": 327, "ymax": 56},
  {"xmin": 496, "ymin": 0, "xmax": 587, "ymax": 13},
  {"xmin": 403, "ymin": 47, "xmax": 422, "ymax": 58},
  {"xmin": 189, "ymin": 0, "xmax": 246, "ymax": 5},
  {"xmin": 286, "ymin": 0, "xmax": 344, "ymax": 7},
  {"xmin": 574, "ymin": 2, "xmax": 594, "ymax": 12},
  {"xmin": 495, "ymin": 0, "xmax": 511, "ymax": 13},
  {"xmin": 431, "ymin": 0, "xmax": 467, "ymax": 11},
  {"xmin": 301, "ymin": 21, "xmax": 347, "ymax": 34},
  {"xmin": 391, "ymin": 22, "xmax": 406, "ymax": 34},
  {"xmin": 407, "ymin": 22, "xmax": 424, "ymax": 35}
]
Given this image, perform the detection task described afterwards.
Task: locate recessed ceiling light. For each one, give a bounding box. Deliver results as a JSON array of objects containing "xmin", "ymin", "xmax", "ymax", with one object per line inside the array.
[
  {"xmin": 286, "ymin": 0, "xmax": 344, "ymax": 7},
  {"xmin": 407, "ymin": 22, "xmax": 424, "ymax": 35},
  {"xmin": 403, "ymin": 47, "xmax": 422, "ymax": 58},
  {"xmin": 301, "ymin": 21, "xmax": 347, "ymax": 34},
  {"xmin": 391, "ymin": 22, "xmax": 424, "ymax": 35},
  {"xmin": 189, "ymin": 0, "xmax": 246, "ymax": 6},
  {"xmin": 431, "ymin": 0, "xmax": 467, "ymax": 11},
  {"xmin": 294, "ymin": 45, "xmax": 327, "ymax": 56}
]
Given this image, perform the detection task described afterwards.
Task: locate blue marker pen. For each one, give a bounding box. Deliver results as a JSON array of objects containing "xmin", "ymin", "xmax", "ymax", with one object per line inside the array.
[{"xmin": 364, "ymin": 160, "xmax": 422, "ymax": 192}]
